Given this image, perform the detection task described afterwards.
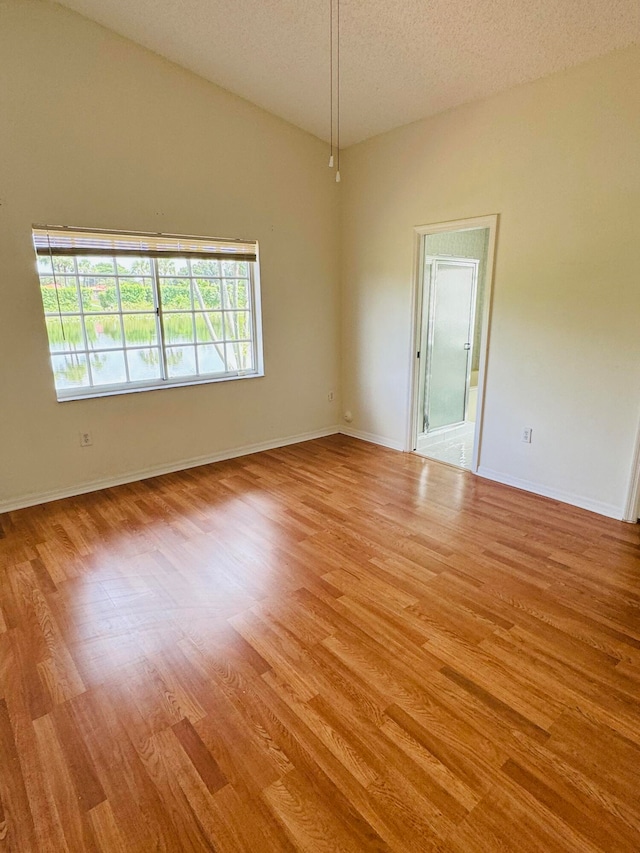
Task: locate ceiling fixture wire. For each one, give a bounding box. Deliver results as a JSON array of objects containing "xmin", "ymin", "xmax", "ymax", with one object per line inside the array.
[
  {"xmin": 329, "ymin": 0, "xmax": 334, "ymax": 168},
  {"xmin": 336, "ymin": 0, "xmax": 341, "ymax": 182},
  {"xmin": 328, "ymin": 0, "xmax": 341, "ymax": 181}
]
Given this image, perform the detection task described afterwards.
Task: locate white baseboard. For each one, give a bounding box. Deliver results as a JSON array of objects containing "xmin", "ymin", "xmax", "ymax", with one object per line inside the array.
[
  {"xmin": 477, "ymin": 466, "xmax": 623, "ymax": 521},
  {"xmin": 5, "ymin": 430, "xmax": 622, "ymax": 524},
  {"xmin": 0, "ymin": 426, "xmax": 340, "ymax": 514},
  {"xmin": 339, "ymin": 426, "xmax": 404, "ymax": 452}
]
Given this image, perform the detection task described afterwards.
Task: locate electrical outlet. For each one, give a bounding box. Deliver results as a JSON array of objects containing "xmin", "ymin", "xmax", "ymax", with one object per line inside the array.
[
  {"xmin": 327, "ymin": 391, "xmax": 335, "ymax": 403},
  {"xmin": 80, "ymin": 431, "xmax": 93, "ymax": 447},
  {"xmin": 522, "ymin": 427, "xmax": 532, "ymax": 444}
]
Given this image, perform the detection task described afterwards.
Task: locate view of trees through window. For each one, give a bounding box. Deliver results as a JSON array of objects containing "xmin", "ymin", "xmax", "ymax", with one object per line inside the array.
[{"xmin": 37, "ymin": 253, "xmax": 256, "ymax": 396}]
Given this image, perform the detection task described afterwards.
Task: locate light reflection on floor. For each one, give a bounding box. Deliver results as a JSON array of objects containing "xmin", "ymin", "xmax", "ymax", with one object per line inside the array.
[{"xmin": 415, "ymin": 422, "xmax": 476, "ymax": 470}]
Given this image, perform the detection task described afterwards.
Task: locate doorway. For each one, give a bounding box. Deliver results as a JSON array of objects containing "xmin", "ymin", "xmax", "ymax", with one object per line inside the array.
[
  {"xmin": 408, "ymin": 216, "xmax": 498, "ymax": 472},
  {"xmin": 624, "ymin": 413, "xmax": 640, "ymax": 522}
]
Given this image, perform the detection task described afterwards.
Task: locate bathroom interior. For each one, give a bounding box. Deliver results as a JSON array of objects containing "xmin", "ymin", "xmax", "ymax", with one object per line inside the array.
[{"xmin": 414, "ymin": 226, "xmax": 490, "ymax": 470}]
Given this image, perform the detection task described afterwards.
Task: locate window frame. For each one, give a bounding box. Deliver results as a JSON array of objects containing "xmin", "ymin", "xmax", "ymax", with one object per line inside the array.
[{"xmin": 33, "ymin": 226, "xmax": 264, "ymax": 402}]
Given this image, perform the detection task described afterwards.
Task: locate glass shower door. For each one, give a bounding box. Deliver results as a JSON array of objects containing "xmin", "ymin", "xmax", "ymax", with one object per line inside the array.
[{"xmin": 424, "ymin": 260, "xmax": 476, "ymax": 431}]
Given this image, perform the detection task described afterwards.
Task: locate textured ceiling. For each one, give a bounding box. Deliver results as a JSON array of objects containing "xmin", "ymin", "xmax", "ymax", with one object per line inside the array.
[{"xmin": 54, "ymin": 0, "xmax": 640, "ymax": 147}]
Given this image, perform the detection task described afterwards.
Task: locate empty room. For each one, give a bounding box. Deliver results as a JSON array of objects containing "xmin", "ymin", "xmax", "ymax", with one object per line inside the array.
[{"xmin": 1, "ymin": 0, "xmax": 640, "ymax": 850}]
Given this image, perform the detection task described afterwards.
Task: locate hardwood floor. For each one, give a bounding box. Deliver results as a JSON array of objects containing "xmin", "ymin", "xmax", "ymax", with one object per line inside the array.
[{"xmin": 0, "ymin": 435, "xmax": 639, "ymax": 852}]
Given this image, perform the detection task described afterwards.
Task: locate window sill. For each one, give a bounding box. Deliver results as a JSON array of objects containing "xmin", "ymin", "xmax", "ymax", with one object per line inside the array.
[{"xmin": 56, "ymin": 370, "xmax": 264, "ymax": 402}]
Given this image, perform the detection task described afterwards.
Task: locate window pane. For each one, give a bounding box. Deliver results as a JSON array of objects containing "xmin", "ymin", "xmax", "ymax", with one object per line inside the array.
[
  {"xmin": 37, "ymin": 257, "xmax": 53, "ymax": 275},
  {"xmin": 85, "ymin": 315, "xmax": 123, "ymax": 349},
  {"xmin": 76, "ymin": 256, "xmax": 115, "ymax": 275},
  {"xmin": 166, "ymin": 345, "xmax": 196, "ymax": 378},
  {"xmin": 123, "ymin": 314, "xmax": 158, "ymax": 347},
  {"xmin": 45, "ymin": 316, "xmax": 67, "ymax": 352},
  {"xmin": 193, "ymin": 279, "xmax": 221, "ymax": 309},
  {"xmin": 195, "ymin": 312, "xmax": 223, "ymax": 342},
  {"xmin": 229, "ymin": 342, "xmax": 253, "ymax": 371},
  {"xmin": 223, "ymin": 311, "xmax": 250, "ymax": 340},
  {"xmin": 160, "ymin": 279, "xmax": 192, "ymax": 309},
  {"xmin": 236, "ymin": 280, "xmax": 250, "ymax": 308},
  {"xmin": 158, "ymin": 258, "xmax": 189, "ymax": 277},
  {"xmin": 127, "ymin": 348, "xmax": 162, "ymax": 382},
  {"xmin": 80, "ymin": 278, "xmax": 104, "ymax": 311},
  {"xmin": 164, "ymin": 313, "xmax": 195, "ymax": 345},
  {"xmin": 52, "ymin": 257, "xmax": 76, "ymax": 275},
  {"xmin": 221, "ymin": 260, "xmax": 240, "ymax": 278},
  {"xmin": 238, "ymin": 311, "xmax": 251, "ymax": 339},
  {"xmin": 40, "ymin": 281, "xmax": 79, "ymax": 314},
  {"xmin": 81, "ymin": 279, "xmax": 117, "ymax": 312},
  {"xmin": 90, "ymin": 351, "xmax": 127, "ymax": 385},
  {"xmin": 224, "ymin": 312, "xmax": 241, "ymax": 340},
  {"xmin": 224, "ymin": 343, "xmax": 239, "ymax": 372},
  {"xmin": 223, "ymin": 280, "xmax": 238, "ymax": 309},
  {"xmin": 119, "ymin": 278, "xmax": 154, "ymax": 311},
  {"xmin": 51, "ymin": 354, "xmax": 90, "ymax": 389},
  {"xmin": 116, "ymin": 257, "xmax": 151, "ymax": 275},
  {"xmin": 197, "ymin": 344, "xmax": 226, "ymax": 375},
  {"xmin": 45, "ymin": 316, "xmax": 84, "ymax": 352},
  {"xmin": 191, "ymin": 258, "xmax": 219, "ymax": 277}
]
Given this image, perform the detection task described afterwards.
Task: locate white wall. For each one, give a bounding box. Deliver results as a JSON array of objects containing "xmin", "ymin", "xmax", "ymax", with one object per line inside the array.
[
  {"xmin": 341, "ymin": 45, "xmax": 640, "ymax": 518},
  {"xmin": 0, "ymin": 0, "xmax": 340, "ymax": 509}
]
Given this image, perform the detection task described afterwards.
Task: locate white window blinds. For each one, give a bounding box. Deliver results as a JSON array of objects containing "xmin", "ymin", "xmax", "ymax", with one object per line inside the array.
[{"xmin": 32, "ymin": 226, "xmax": 257, "ymax": 262}]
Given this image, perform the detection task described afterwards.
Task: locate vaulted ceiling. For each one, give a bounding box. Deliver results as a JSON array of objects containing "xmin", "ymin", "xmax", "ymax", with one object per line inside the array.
[{"xmin": 55, "ymin": 0, "xmax": 640, "ymax": 147}]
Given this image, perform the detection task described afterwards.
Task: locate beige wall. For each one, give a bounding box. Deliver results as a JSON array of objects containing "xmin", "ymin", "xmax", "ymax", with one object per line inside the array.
[
  {"xmin": 0, "ymin": 0, "xmax": 340, "ymax": 509},
  {"xmin": 341, "ymin": 45, "xmax": 640, "ymax": 517}
]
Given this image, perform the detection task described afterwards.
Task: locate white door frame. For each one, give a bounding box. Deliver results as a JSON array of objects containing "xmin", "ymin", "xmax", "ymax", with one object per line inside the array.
[
  {"xmin": 406, "ymin": 214, "xmax": 499, "ymax": 473},
  {"xmin": 623, "ymin": 410, "xmax": 640, "ymax": 522}
]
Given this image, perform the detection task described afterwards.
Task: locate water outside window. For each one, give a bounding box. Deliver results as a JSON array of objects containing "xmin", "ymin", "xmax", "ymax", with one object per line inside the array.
[{"xmin": 38, "ymin": 253, "xmax": 254, "ymax": 393}]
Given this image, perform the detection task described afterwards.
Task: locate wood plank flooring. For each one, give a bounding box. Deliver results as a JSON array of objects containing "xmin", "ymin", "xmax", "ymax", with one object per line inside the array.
[{"xmin": 0, "ymin": 435, "xmax": 639, "ymax": 851}]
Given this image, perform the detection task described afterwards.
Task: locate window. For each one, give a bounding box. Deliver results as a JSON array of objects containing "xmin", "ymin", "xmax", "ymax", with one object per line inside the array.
[{"xmin": 32, "ymin": 227, "xmax": 263, "ymax": 400}]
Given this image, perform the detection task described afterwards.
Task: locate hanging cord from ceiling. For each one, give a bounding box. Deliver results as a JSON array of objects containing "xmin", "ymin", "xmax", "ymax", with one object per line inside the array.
[
  {"xmin": 329, "ymin": 0, "xmax": 334, "ymax": 168},
  {"xmin": 336, "ymin": 0, "xmax": 341, "ymax": 182},
  {"xmin": 328, "ymin": 0, "xmax": 341, "ymax": 181}
]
